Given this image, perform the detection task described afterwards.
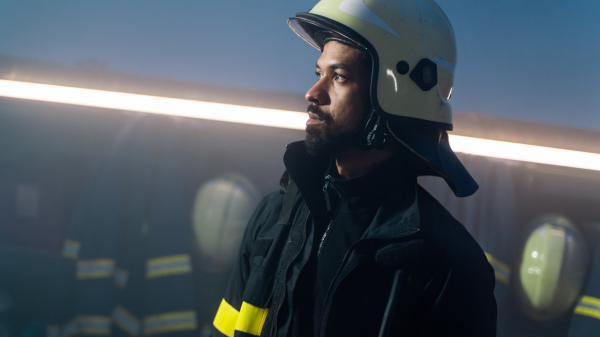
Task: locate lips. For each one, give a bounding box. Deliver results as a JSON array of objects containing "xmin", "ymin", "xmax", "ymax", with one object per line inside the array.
[
  {"xmin": 306, "ymin": 104, "xmax": 329, "ymax": 126},
  {"xmin": 306, "ymin": 111, "xmax": 325, "ymax": 126}
]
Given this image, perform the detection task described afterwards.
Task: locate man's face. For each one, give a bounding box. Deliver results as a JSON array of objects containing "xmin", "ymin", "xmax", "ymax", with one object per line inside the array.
[{"xmin": 304, "ymin": 40, "xmax": 371, "ymax": 156}]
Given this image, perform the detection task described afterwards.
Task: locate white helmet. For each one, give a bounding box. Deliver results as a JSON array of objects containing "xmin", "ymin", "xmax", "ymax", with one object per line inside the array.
[
  {"xmin": 289, "ymin": 0, "xmax": 477, "ymax": 196},
  {"xmin": 289, "ymin": 0, "xmax": 456, "ymax": 126}
]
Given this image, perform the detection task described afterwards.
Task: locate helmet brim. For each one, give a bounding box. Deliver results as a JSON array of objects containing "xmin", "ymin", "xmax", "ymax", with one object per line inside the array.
[{"xmin": 288, "ymin": 14, "xmax": 368, "ymax": 51}]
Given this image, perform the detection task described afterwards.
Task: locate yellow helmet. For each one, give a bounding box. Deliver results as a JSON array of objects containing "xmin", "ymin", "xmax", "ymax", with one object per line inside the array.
[
  {"xmin": 289, "ymin": 0, "xmax": 456, "ymax": 127},
  {"xmin": 514, "ymin": 215, "xmax": 590, "ymax": 321}
]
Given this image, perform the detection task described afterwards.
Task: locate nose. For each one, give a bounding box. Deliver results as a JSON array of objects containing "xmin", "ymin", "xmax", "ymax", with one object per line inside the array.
[{"xmin": 305, "ymin": 78, "xmax": 329, "ymax": 105}]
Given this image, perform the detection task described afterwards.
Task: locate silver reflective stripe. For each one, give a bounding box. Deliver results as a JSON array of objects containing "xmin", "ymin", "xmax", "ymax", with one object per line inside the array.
[
  {"xmin": 63, "ymin": 240, "xmax": 81, "ymax": 259},
  {"xmin": 146, "ymin": 254, "xmax": 191, "ymax": 279},
  {"xmin": 79, "ymin": 316, "xmax": 111, "ymax": 335},
  {"xmin": 77, "ymin": 259, "xmax": 115, "ymax": 279},
  {"xmin": 114, "ymin": 268, "xmax": 129, "ymax": 288},
  {"xmin": 575, "ymin": 295, "xmax": 600, "ymax": 320},
  {"xmin": 114, "ymin": 306, "xmax": 141, "ymax": 336},
  {"xmin": 143, "ymin": 311, "xmax": 197, "ymax": 335}
]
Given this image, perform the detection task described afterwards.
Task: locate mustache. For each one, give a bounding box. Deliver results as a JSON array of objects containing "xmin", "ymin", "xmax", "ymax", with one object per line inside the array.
[{"xmin": 307, "ymin": 103, "xmax": 331, "ymax": 121}]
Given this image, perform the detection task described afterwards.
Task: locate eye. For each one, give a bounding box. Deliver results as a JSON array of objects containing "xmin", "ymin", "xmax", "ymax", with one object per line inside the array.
[
  {"xmin": 315, "ymin": 71, "xmax": 323, "ymax": 79},
  {"xmin": 334, "ymin": 73, "xmax": 346, "ymax": 82}
]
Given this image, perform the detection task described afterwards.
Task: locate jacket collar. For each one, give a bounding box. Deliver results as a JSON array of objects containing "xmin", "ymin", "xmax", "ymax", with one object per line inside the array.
[{"xmin": 282, "ymin": 141, "xmax": 422, "ymax": 239}]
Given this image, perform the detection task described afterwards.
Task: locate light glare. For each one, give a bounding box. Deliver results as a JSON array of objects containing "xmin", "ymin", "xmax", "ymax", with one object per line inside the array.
[
  {"xmin": 0, "ymin": 80, "xmax": 306, "ymax": 130},
  {"xmin": 449, "ymin": 135, "xmax": 600, "ymax": 172},
  {"xmin": 2, "ymin": 79, "xmax": 600, "ymax": 172}
]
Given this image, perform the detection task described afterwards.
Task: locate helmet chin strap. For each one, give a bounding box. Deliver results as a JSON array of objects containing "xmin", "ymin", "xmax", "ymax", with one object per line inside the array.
[{"xmin": 358, "ymin": 108, "xmax": 388, "ymax": 150}]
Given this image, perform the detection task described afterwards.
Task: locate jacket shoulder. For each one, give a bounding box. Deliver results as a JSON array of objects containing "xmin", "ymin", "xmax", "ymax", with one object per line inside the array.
[
  {"xmin": 416, "ymin": 185, "xmax": 491, "ymax": 270},
  {"xmin": 244, "ymin": 190, "xmax": 286, "ymax": 238}
]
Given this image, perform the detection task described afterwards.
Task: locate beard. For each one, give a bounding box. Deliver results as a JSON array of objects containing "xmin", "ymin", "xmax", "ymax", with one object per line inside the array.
[{"xmin": 304, "ymin": 104, "xmax": 363, "ymax": 157}]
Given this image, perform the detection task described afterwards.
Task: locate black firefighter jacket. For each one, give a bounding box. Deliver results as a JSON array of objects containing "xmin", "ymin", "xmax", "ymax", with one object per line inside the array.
[{"xmin": 212, "ymin": 141, "xmax": 497, "ymax": 337}]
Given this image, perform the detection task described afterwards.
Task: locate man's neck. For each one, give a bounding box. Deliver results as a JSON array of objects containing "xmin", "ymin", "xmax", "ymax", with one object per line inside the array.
[{"xmin": 335, "ymin": 142, "xmax": 398, "ymax": 179}]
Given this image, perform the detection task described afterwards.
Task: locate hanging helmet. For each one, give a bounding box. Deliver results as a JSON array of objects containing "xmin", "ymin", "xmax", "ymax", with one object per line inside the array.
[
  {"xmin": 513, "ymin": 215, "xmax": 590, "ymax": 321},
  {"xmin": 192, "ymin": 174, "xmax": 260, "ymax": 274},
  {"xmin": 288, "ymin": 0, "xmax": 478, "ymax": 196}
]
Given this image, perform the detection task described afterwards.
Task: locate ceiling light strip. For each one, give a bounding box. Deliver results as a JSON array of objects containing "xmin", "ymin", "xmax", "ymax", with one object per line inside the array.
[
  {"xmin": 1, "ymin": 79, "xmax": 600, "ymax": 171},
  {"xmin": 0, "ymin": 80, "xmax": 306, "ymax": 130},
  {"xmin": 449, "ymin": 135, "xmax": 600, "ymax": 171}
]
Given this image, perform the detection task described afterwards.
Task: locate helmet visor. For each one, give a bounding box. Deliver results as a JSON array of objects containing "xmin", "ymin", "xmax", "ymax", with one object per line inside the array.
[{"xmin": 288, "ymin": 16, "xmax": 365, "ymax": 51}]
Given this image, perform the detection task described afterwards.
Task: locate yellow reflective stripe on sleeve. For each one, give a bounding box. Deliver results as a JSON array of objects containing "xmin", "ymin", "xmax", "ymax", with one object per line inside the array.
[
  {"xmin": 485, "ymin": 252, "xmax": 511, "ymax": 285},
  {"xmin": 235, "ymin": 302, "xmax": 269, "ymax": 336},
  {"xmin": 214, "ymin": 299, "xmax": 239, "ymax": 337},
  {"xmin": 49, "ymin": 315, "xmax": 113, "ymax": 336},
  {"xmin": 574, "ymin": 295, "xmax": 600, "ymax": 320},
  {"xmin": 77, "ymin": 259, "xmax": 115, "ymax": 279},
  {"xmin": 146, "ymin": 254, "xmax": 192, "ymax": 279}
]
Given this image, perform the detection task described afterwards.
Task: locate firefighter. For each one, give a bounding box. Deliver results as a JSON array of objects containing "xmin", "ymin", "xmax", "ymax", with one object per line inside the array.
[{"xmin": 212, "ymin": 0, "xmax": 497, "ymax": 336}]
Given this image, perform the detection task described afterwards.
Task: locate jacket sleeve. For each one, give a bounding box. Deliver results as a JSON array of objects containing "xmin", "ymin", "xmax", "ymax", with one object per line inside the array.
[{"xmin": 211, "ymin": 192, "xmax": 284, "ymax": 337}]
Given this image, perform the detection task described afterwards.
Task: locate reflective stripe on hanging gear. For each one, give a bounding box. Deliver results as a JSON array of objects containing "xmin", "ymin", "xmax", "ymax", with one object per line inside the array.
[
  {"xmin": 114, "ymin": 267, "xmax": 129, "ymax": 288},
  {"xmin": 574, "ymin": 295, "xmax": 600, "ymax": 321},
  {"xmin": 62, "ymin": 239, "xmax": 81, "ymax": 259},
  {"xmin": 76, "ymin": 259, "xmax": 115, "ymax": 279},
  {"xmin": 143, "ymin": 310, "xmax": 197, "ymax": 335},
  {"xmin": 78, "ymin": 316, "xmax": 112, "ymax": 335},
  {"xmin": 146, "ymin": 254, "xmax": 192, "ymax": 279},
  {"xmin": 113, "ymin": 305, "xmax": 141, "ymax": 336}
]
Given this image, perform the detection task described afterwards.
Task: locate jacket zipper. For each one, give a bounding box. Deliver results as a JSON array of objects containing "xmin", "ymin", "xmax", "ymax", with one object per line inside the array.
[{"xmin": 318, "ymin": 175, "xmax": 341, "ymax": 258}]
